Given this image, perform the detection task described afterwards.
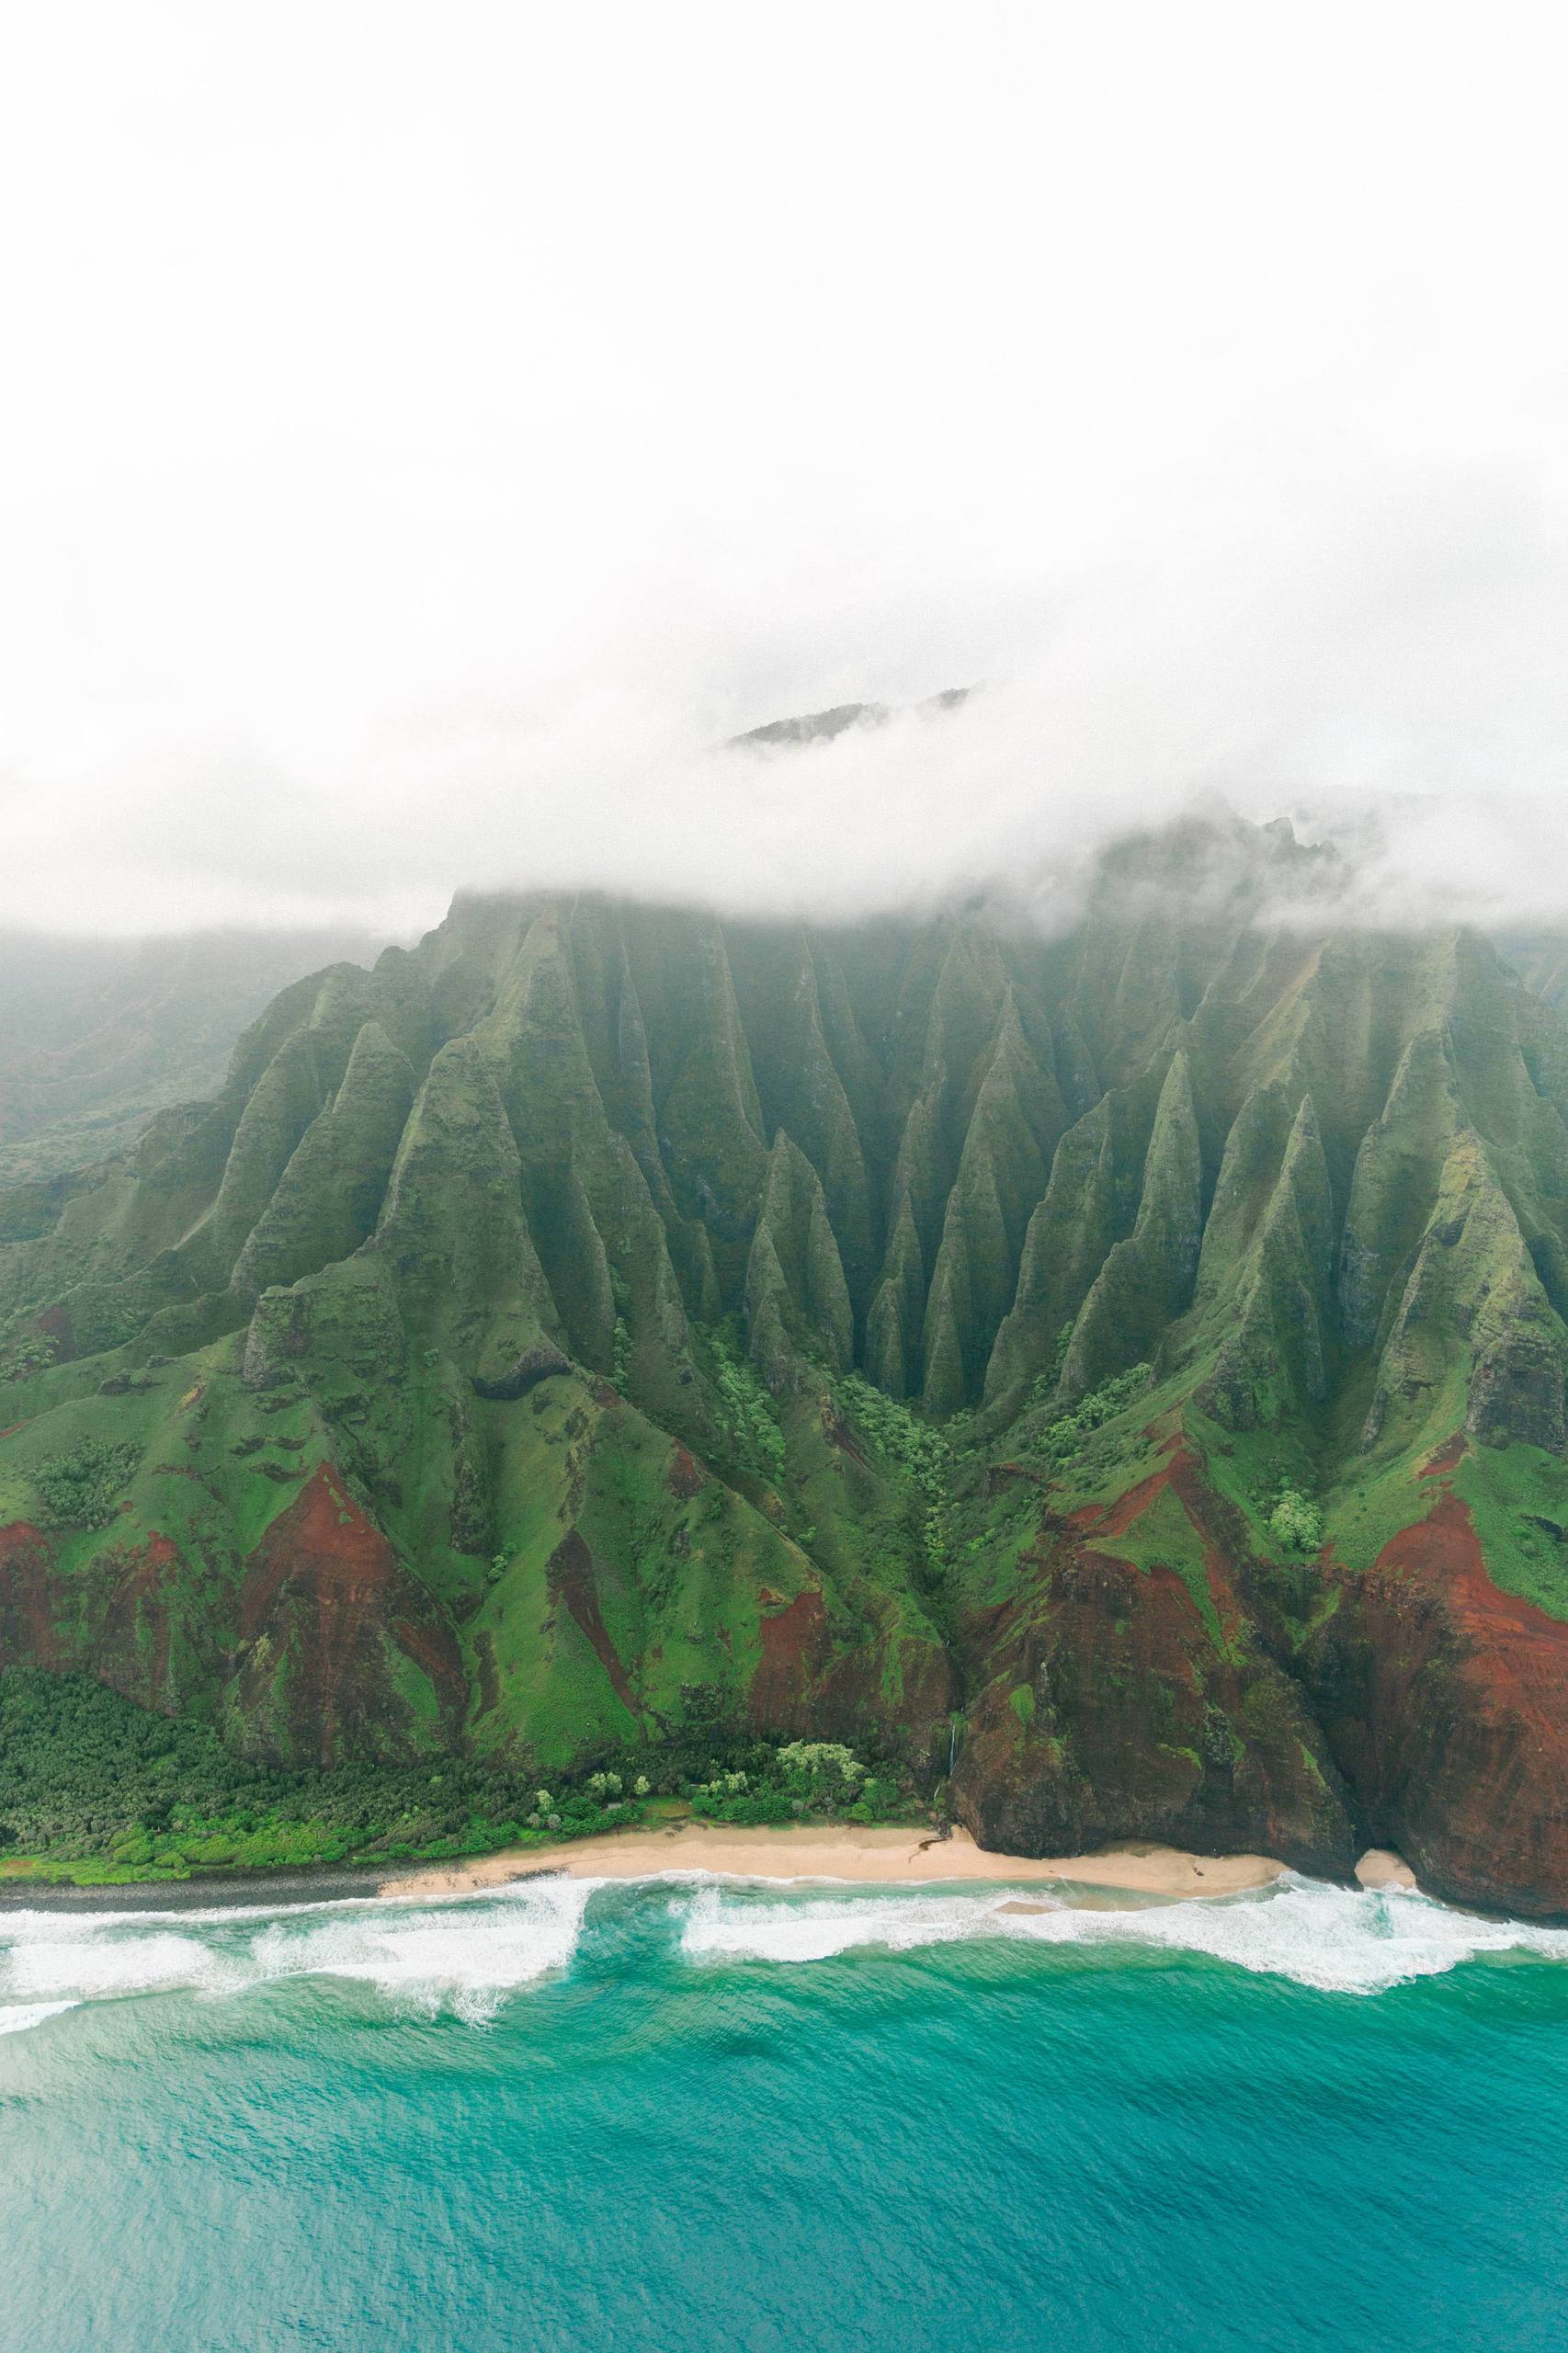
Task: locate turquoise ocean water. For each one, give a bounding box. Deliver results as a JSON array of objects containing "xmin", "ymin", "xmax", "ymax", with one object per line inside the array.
[{"xmin": 4, "ymin": 1869, "xmax": 1568, "ymax": 2352}]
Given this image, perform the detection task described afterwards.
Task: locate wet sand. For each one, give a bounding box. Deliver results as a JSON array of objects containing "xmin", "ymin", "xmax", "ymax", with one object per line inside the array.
[
  {"xmin": 1355, "ymin": 1847, "xmax": 1419, "ymax": 1891},
  {"xmin": 381, "ymin": 1823, "xmax": 1286, "ymax": 1902}
]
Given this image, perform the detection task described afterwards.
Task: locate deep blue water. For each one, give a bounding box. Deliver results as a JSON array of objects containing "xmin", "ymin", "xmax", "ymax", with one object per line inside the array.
[{"xmin": 4, "ymin": 1870, "xmax": 1568, "ymax": 2352}]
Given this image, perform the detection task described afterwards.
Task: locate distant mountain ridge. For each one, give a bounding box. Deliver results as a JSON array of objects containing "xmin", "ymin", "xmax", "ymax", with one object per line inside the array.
[
  {"xmin": 3, "ymin": 822, "xmax": 1568, "ymax": 1914},
  {"xmin": 733, "ymin": 684, "xmax": 972, "ymax": 748},
  {"xmin": 0, "ymin": 927, "xmax": 388, "ymax": 1183}
]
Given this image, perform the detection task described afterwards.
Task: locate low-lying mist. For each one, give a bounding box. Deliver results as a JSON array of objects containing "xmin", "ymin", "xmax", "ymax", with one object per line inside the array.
[{"xmin": 9, "ymin": 475, "xmax": 1568, "ymax": 947}]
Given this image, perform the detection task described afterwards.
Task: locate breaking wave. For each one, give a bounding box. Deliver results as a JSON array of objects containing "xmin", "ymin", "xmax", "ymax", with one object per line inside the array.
[
  {"xmin": 0, "ymin": 1876, "xmax": 597, "ymax": 2029},
  {"xmin": 0, "ymin": 1999, "xmax": 80, "ymax": 2037},
  {"xmin": 6, "ymin": 1866, "xmax": 1568, "ymax": 2036},
  {"xmin": 675, "ymin": 1871, "xmax": 1568, "ymax": 1996}
]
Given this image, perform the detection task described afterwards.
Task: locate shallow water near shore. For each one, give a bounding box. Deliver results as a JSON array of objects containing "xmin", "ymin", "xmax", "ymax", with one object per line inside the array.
[{"xmin": 5, "ymin": 1871, "xmax": 1568, "ymax": 2352}]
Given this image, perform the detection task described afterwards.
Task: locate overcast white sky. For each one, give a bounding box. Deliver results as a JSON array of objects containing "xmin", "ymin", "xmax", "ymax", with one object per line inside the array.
[{"xmin": 4, "ymin": 1, "xmax": 1567, "ymax": 936}]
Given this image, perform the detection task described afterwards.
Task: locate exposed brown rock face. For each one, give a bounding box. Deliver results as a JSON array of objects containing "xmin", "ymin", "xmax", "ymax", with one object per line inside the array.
[
  {"xmin": 950, "ymin": 1456, "xmax": 1357, "ymax": 1881},
  {"xmin": 0, "ymin": 1523, "xmax": 61, "ymax": 1669},
  {"xmin": 749, "ymin": 1588, "xmax": 832, "ymax": 1728},
  {"xmin": 1, "ymin": 1520, "xmax": 198, "ymax": 1709},
  {"xmin": 1307, "ymin": 1491, "xmax": 1568, "ymax": 1919},
  {"xmin": 665, "ymin": 1445, "xmax": 706, "ymax": 1500},
  {"xmin": 942, "ymin": 1438, "xmax": 1568, "ymax": 1922},
  {"xmin": 229, "ymin": 1463, "xmax": 465, "ymax": 1767},
  {"xmin": 94, "ymin": 1531, "xmax": 182, "ymax": 1711},
  {"xmin": 546, "ymin": 1529, "xmax": 639, "ymax": 1719},
  {"xmin": 744, "ymin": 1586, "xmax": 954, "ymax": 1760}
]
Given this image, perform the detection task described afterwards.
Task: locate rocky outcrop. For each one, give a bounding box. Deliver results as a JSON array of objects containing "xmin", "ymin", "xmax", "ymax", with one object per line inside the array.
[
  {"xmin": 471, "ymin": 1345, "xmax": 574, "ymax": 1402},
  {"xmin": 951, "ymin": 1448, "xmax": 1357, "ymax": 1880},
  {"xmin": 1307, "ymin": 1485, "xmax": 1568, "ymax": 1918}
]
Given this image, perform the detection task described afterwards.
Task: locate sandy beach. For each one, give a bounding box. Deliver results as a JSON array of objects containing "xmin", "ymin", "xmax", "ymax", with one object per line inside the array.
[{"xmin": 381, "ymin": 1822, "xmax": 1287, "ymax": 1902}]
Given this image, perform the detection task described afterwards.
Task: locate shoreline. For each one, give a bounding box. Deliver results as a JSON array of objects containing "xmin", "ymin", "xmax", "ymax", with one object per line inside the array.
[
  {"xmin": 0, "ymin": 1827, "xmax": 1431, "ymax": 1916},
  {"xmin": 0, "ymin": 1864, "xmax": 391, "ymax": 1914},
  {"xmin": 0, "ymin": 1831, "xmax": 1282, "ymax": 1913},
  {"xmin": 380, "ymin": 1824, "xmax": 1288, "ymax": 1903}
]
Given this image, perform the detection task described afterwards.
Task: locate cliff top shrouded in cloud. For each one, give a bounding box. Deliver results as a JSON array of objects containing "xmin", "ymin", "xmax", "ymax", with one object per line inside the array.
[{"xmin": 4, "ymin": 3, "xmax": 1568, "ymax": 939}]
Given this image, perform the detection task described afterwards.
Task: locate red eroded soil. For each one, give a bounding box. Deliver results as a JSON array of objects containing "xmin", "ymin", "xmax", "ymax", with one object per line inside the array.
[
  {"xmin": 1074, "ymin": 1461, "xmax": 1172, "ymax": 1539},
  {"xmin": 951, "ymin": 1440, "xmax": 1355, "ymax": 1876},
  {"xmin": 1420, "ymin": 1430, "xmax": 1469, "ymax": 1477},
  {"xmin": 1315, "ymin": 1490, "xmax": 1568, "ymax": 1915},
  {"xmin": 546, "ymin": 1529, "xmax": 639, "ymax": 1717},
  {"xmin": 1378, "ymin": 1489, "xmax": 1548, "ymax": 1619},
  {"xmin": 1165, "ymin": 1448, "xmax": 1250, "ymax": 1653},
  {"xmin": 0, "ymin": 1522, "xmax": 61, "ymax": 1667},
  {"xmin": 814, "ymin": 1632, "xmax": 956, "ymax": 1743},
  {"xmin": 235, "ymin": 1463, "xmax": 464, "ymax": 1765},
  {"xmin": 748, "ymin": 1586, "xmax": 830, "ymax": 1727},
  {"xmin": 97, "ymin": 1531, "xmax": 181, "ymax": 1707},
  {"xmin": 240, "ymin": 1465, "xmax": 392, "ymax": 1640},
  {"xmin": 1069, "ymin": 1430, "xmax": 1187, "ymax": 1539},
  {"xmin": 665, "ymin": 1446, "xmax": 706, "ymax": 1501},
  {"xmin": 1073, "ymin": 1443, "xmax": 1245, "ymax": 1653}
]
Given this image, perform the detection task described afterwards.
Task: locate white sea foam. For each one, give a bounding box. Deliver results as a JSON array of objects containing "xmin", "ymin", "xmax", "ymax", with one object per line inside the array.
[
  {"xmin": 244, "ymin": 1876, "xmax": 598, "ymax": 2022},
  {"xmin": 6, "ymin": 1869, "xmax": 1567, "ymax": 2028},
  {"xmin": 0, "ymin": 2000, "xmax": 79, "ymax": 2036},
  {"xmin": 676, "ymin": 1873, "xmax": 1568, "ymax": 1996},
  {"xmin": 6, "ymin": 1928, "xmax": 240, "ymax": 2003},
  {"xmin": 0, "ymin": 1876, "xmax": 598, "ymax": 2027}
]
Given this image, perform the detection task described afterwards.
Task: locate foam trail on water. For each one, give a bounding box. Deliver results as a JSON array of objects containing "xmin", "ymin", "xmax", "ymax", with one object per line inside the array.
[
  {"xmin": 0, "ymin": 2000, "xmax": 80, "ymax": 2037},
  {"xmin": 245, "ymin": 1878, "xmax": 597, "ymax": 2023},
  {"xmin": 6, "ymin": 1929, "xmax": 233, "ymax": 2003},
  {"xmin": 679, "ymin": 1885, "xmax": 1004, "ymax": 1965},
  {"xmin": 0, "ymin": 1877, "xmax": 599, "ymax": 2027},
  {"xmin": 676, "ymin": 1873, "xmax": 1568, "ymax": 1995}
]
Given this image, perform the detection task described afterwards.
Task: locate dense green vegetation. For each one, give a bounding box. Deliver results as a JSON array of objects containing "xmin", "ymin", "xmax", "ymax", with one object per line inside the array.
[
  {"xmin": 33, "ymin": 1438, "xmax": 142, "ymax": 1529},
  {"xmin": 684, "ymin": 1738, "xmax": 907, "ymax": 1826},
  {"xmin": 707, "ymin": 1323, "xmax": 787, "ymax": 1480},
  {"xmin": 0, "ymin": 1326, "xmax": 57, "ymax": 1383},
  {"xmin": 835, "ymin": 1372, "xmax": 964, "ymax": 1569},
  {"xmin": 1267, "ymin": 1485, "xmax": 1325, "ymax": 1557},
  {"xmin": 1031, "ymin": 1361, "xmax": 1153, "ymax": 1468},
  {"xmin": 0, "ymin": 1672, "xmax": 916, "ymax": 1884}
]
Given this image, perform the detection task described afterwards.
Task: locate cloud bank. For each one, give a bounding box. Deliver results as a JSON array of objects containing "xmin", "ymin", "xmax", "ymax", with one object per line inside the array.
[
  {"xmin": 3, "ymin": 4, "xmax": 1567, "ymax": 940},
  {"xmin": 12, "ymin": 470, "xmax": 1567, "ymax": 944}
]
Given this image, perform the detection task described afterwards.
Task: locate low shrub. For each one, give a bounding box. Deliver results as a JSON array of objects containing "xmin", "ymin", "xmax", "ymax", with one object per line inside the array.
[
  {"xmin": 34, "ymin": 1438, "xmax": 142, "ymax": 1529},
  {"xmin": 1033, "ymin": 1363, "xmax": 1152, "ymax": 1468}
]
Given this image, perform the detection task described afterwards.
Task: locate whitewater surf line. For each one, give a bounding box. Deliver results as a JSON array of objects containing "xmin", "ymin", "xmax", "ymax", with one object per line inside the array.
[{"xmin": 6, "ymin": 1869, "xmax": 1568, "ymax": 2036}]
